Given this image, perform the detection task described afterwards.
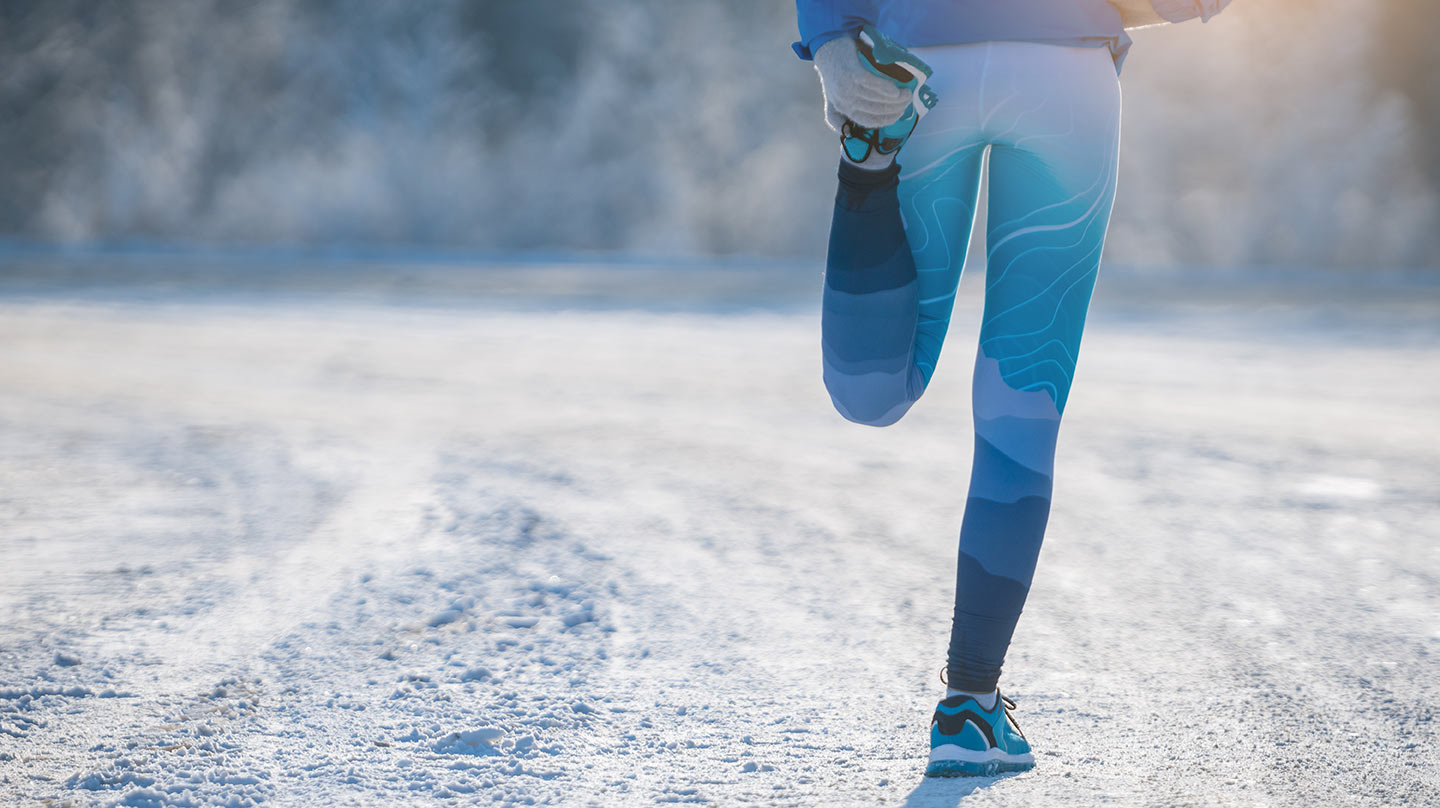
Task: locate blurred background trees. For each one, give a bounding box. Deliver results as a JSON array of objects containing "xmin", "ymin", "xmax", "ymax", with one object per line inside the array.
[
  {"xmin": 1, "ymin": 0, "xmax": 1436, "ymax": 268},
  {"xmin": 1373, "ymin": 0, "xmax": 1440, "ymax": 205}
]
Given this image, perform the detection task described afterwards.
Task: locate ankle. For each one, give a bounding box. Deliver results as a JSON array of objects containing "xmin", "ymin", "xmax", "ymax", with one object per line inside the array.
[
  {"xmin": 836, "ymin": 157, "xmax": 900, "ymax": 188},
  {"xmin": 945, "ymin": 687, "xmax": 998, "ymax": 711},
  {"xmin": 842, "ymin": 149, "xmax": 896, "ymax": 170}
]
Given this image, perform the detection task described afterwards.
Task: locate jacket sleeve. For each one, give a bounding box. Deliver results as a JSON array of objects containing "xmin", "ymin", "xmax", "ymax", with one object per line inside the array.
[
  {"xmin": 793, "ymin": 0, "xmax": 879, "ymax": 60},
  {"xmin": 1110, "ymin": 0, "xmax": 1232, "ymax": 29},
  {"xmin": 1146, "ymin": 0, "xmax": 1232, "ymax": 24},
  {"xmin": 1109, "ymin": 0, "xmax": 1167, "ymax": 28}
]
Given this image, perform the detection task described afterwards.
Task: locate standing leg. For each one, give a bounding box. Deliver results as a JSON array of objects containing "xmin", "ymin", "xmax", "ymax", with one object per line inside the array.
[{"xmin": 945, "ymin": 43, "xmax": 1121, "ymax": 694}]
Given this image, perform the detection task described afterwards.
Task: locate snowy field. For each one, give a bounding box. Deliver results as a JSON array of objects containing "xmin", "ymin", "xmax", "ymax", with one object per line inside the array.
[{"xmin": 1, "ymin": 258, "xmax": 1438, "ymax": 806}]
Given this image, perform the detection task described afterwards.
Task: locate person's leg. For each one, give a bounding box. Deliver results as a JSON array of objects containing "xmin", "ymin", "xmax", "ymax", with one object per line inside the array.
[
  {"xmin": 820, "ymin": 160, "xmax": 926, "ymax": 427},
  {"xmin": 897, "ymin": 45, "xmax": 990, "ymax": 391},
  {"xmin": 820, "ymin": 46, "xmax": 988, "ymax": 427},
  {"xmin": 944, "ymin": 42, "xmax": 1122, "ymax": 695}
]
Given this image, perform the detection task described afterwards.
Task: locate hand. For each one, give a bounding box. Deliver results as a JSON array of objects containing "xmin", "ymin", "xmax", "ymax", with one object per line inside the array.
[{"xmin": 812, "ymin": 36, "xmax": 910, "ymax": 132}]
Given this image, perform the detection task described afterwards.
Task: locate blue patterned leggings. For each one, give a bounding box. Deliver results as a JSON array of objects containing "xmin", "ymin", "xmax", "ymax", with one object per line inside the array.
[{"xmin": 821, "ymin": 41, "xmax": 1121, "ymax": 692}]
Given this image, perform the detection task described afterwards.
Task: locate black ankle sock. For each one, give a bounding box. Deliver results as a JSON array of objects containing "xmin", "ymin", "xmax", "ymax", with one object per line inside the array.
[
  {"xmin": 835, "ymin": 159, "xmax": 901, "ymax": 213},
  {"xmin": 837, "ymin": 158, "xmax": 900, "ymax": 188}
]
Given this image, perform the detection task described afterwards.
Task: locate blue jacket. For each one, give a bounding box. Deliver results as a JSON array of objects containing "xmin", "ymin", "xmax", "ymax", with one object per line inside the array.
[{"xmin": 793, "ymin": 0, "xmax": 1135, "ymax": 70}]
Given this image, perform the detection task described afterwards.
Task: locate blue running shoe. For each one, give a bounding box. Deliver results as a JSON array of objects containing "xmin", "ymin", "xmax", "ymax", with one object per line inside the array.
[
  {"xmin": 841, "ymin": 24, "xmax": 940, "ymax": 163},
  {"xmin": 925, "ymin": 692, "xmax": 1035, "ymax": 777}
]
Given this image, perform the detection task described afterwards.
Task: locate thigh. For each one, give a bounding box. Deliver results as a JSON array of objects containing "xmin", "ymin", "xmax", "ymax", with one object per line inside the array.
[
  {"xmin": 897, "ymin": 117, "xmax": 986, "ymax": 283},
  {"xmin": 896, "ymin": 45, "xmax": 991, "ymax": 377},
  {"xmin": 978, "ymin": 44, "xmax": 1121, "ymax": 414}
]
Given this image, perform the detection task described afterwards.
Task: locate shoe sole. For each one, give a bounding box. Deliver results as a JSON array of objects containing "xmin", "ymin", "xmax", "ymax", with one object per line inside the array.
[
  {"xmin": 925, "ymin": 746, "xmax": 1035, "ymax": 778},
  {"xmin": 857, "ymin": 26, "xmax": 934, "ymax": 82},
  {"xmin": 856, "ymin": 26, "xmax": 937, "ymax": 122},
  {"xmin": 925, "ymin": 759, "xmax": 1033, "ymax": 777}
]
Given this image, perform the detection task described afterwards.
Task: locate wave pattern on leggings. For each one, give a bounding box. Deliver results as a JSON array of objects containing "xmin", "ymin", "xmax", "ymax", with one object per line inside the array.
[{"xmin": 819, "ymin": 41, "xmax": 1120, "ymax": 692}]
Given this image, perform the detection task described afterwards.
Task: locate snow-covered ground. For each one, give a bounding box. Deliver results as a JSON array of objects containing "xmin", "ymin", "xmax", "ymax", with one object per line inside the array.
[{"xmin": 1, "ymin": 260, "xmax": 1437, "ymax": 806}]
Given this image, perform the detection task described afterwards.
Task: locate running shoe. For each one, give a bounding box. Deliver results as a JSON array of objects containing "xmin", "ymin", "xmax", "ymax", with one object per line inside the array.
[
  {"xmin": 841, "ymin": 24, "xmax": 940, "ymax": 163},
  {"xmin": 925, "ymin": 691, "xmax": 1035, "ymax": 777}
]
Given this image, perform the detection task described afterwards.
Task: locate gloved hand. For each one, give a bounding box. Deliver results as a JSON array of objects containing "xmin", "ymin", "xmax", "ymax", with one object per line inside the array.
[{"xmin": 812, "ymin": 36, "xmax": 911, "ymax": 133}]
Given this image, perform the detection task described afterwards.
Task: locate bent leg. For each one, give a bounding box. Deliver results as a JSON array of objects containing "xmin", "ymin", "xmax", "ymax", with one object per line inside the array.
[
  {"xmin": 821, "ymin": 161, "xmax": 926, "ymax": 427},
  {"xmin": 897, "ymin": 45, "xmax": 990, "ymax": 389},
  {"xmin": 820, "ymin": 118, "xmax": 987, "ymax": 426}
]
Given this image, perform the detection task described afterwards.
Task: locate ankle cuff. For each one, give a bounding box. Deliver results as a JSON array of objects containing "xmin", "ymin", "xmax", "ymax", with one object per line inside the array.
[
  {"xmin": 837, "ymin": 158, "xmax": 900, "ymax": 189},
  {"xmin": 834, "ymin": 159, "xmax": 901, "ymax": 213}
]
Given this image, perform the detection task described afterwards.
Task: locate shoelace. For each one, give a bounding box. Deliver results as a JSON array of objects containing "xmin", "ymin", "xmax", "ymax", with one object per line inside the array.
[
  {"xmin": 1000, "ymin": 694, "xmax": 1026, "ymax": 742},
  {"xmin": 939, "ymin": 666, "xmax": 1027, "ymax": 742},
  {"xmin": 840, "ymin": 122, "xmax": 903, "ymax": 163}
]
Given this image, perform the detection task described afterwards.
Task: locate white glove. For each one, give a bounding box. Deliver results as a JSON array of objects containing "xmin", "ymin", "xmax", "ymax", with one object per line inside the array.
[{"xmin": 812, "ymin": 36, "xmax": 910, "ymax": 132}]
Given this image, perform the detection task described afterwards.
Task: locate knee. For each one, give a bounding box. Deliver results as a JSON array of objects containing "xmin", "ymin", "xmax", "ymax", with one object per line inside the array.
[
  {"xmin": 823, "ymin": 368, "xmax": 918, "ymax": 427},
  {"xmin": 834, "ymin": 400, "xmax": 908, "ymax": 428}
]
